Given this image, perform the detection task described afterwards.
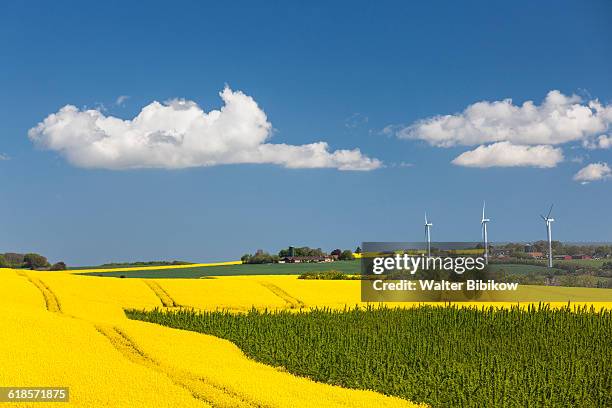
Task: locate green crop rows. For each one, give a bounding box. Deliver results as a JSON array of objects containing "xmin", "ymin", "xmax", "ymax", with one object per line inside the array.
[
  {"xmin": 80, "ymin": 260, "xmax": 361, "ymax": 279},
  {"xmin": 127, "ymin": 305, "xmax": 612, "ymax": 407}
]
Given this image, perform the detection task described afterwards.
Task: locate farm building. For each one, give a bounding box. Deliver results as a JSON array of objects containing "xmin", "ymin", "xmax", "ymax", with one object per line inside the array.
[
  {"xmin": 491, "ymin": 248, "xmax": 510, "ymax": 258},
  {"xmin": 279, "ymin": 256, "xmax": 335, "ymax": 263},
  {"xmin": 572, "ymin": 254, "xmax": 592, "ymax": 260}
]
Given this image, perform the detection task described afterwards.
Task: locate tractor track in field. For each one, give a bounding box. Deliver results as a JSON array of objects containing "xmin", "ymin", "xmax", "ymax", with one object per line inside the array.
[
  {"xmin": 16, "ymin": 270, "xmax": 62, "ymax": 313},
  {"xmin": 258, "ymin": 281, "xmax": 305, "ymax": 309},
  {"xmin": 144, "ymin": 280, "xmax": 180, "ymax": 308},
  {"xmin": 95, "ymin": 325, "xmax": 268, "ymax": 408}
]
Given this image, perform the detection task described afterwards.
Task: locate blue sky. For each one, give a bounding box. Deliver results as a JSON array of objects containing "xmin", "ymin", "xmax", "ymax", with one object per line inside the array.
[{"xmin": 1, "ymin": 1, "xmax": 611, "ymax": 265}]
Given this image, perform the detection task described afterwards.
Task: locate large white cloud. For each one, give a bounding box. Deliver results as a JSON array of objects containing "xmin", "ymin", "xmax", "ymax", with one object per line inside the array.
[
  {"xmin": 29, "ymin": 87, "xmax": 381, "ymax": 171},
  {"xmin": 573, "ymin": 162, "xmax": 611, "ymax": 183},
  {"xmin": 451, "ymin": 142, "xmax": 564, "ymax": 168},
  {"xmin": 398, "ymin": 90, "xmax": 612, "ymax": 147}
]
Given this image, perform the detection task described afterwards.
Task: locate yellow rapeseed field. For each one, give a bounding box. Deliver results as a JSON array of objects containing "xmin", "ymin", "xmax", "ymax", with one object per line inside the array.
[
  {"xmin": 0, "ymin": 268, "xmax": 424, "ymax": 408},
  {"xmin": 149, "ymin": 274, "xmax": 612, "ymax": 312},
  {"xmin": 2, "ymin": 266, "xmax": 611, "ymax": 407},
  {"xmin": 158, "ymin": 277, "xmax": 288, "ymax": 311}
]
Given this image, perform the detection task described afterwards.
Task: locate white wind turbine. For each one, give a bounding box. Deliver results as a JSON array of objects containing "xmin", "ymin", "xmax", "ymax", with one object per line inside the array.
[
  {"xmin": 481, "ymin": 202, "xmax": 490, "ymax": 264},
  {"xmin": 540, "ymin": 204, "xmax": 555, "ymax": 268},
  {"xmin": 424, "ymin": 213, "xmax": 433, "ymax": 257}
]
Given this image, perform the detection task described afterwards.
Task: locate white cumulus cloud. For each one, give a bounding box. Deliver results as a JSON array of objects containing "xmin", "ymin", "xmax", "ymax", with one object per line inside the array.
[
  {"xmin": 28, "ymin": 87, "xmax": 381, "ymax": 171},
  {"xmin": 583, "ymin": 134, "xmax": 612, "ymax": 149},
  {"xmin": 398, "ymin": 90, "xmax": 612, "ymax": 147},
  {"xmin": 573, "ymin": 162, "xmax": 611, "ymax": 183},
  {"xmin": 451, "ymin": 142, "xmax": 564, "ymax": 168}
]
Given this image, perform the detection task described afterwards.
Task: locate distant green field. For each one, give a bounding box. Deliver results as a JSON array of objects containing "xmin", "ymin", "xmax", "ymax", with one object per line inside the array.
[
  {"xmin": 76, "ymin": 259, "xmax": 608, "ymax": 280},
  {"xmin": 69, "ymin": 262, "xmax": 192, "ymax": 270},
  {"xmin": 78, "ymin": 260, "xmax": 361, "ymax": 279},
  {"xmin": 490, "ymin": 259, "xmax": 608, "ymax": 270},
  {"xmin": 488, "ymin": 263, "xmax": 563, "ymax": 275},
  {"xmin": 556, "ymin": 259, "xmax": 607, "ymax": 268}
]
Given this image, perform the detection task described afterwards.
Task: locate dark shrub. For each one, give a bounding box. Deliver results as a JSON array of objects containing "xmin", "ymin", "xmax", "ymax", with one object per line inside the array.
[
  {"xmin": 23, "ymin": 253, "xmax": 49, "ymax": 269},
  {"xmin": 50, "ymin": 261, "xmax": 67, "ymax": 271}
]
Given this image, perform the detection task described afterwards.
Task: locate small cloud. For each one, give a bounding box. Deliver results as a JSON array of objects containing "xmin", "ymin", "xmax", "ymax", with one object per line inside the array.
[
  {"xmin": 570, "ymin": 156, "xmax": 585, "ymax": 164},
  {"xmin": 93, "ymin": 102, "xmax": 107, "ymax": 112},
  {"xmin": 583, "ymin": 134, "xmax": 612, "ymax": 150},
  {"xmin": 451, "ymin": 142, "xmax": 564, "ymax": 168},
  {"xmin": 450, "ymin": 142, "xmax": 565, "ymax": 168},
  {"xmin": 379, "ymin": 124, "xmax": 400, "ymax": 137},
  {"xmin": 573, "ymin": 162, "xmax": 611, "ymax": 183},
  {"xmin": 115, "ymin": 95, "xmax": 130, "ymax": 107},
  {"xmin": 0, "ymin": 153, "xmax": 10, "ymax": 160},
  {"xmin": 390, "ymin": 161, "xmax": 413, "ymax": 168},
  {"xmin": 344, "ymin": 113, "xmax": 368, "ymax": 129}
]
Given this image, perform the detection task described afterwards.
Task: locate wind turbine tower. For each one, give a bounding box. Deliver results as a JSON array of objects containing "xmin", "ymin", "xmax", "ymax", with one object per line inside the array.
[
  {"xmin": 541, "ymin": 205, "xmax": 555, "ymax": 268},
  {"xmin": 481, "ymin": 202, "xmax": 490, "ymax": 264},
  {"xmin": 424, "ymin": 213, "xmax": 433, "ymax": 257}
]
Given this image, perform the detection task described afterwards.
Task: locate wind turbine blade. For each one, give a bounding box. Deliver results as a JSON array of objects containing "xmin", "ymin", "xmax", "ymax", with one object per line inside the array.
[
  {"xmin": 482, "ymin": 202, "xmax": 485, "ymax": 220},
  {"xmin": 546, "ymin": 204, "xmax": 554, "ymax": 219},
  {"xmin": 425, "ymin": 212, "xmax": 428, "ymax": 224},
  {"xmin": 540, "ymin": 214, "xmax": 546, "ymax": 221}
]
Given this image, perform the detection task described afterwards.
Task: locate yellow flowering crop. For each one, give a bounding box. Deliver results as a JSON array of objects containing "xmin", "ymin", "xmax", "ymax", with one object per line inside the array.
[
  {"xmin": 158, "ymin": 277, "xmax": 290, "ymax": 311},
  {"xmin": 0, "ymin": 270, "xmax": 206, "ymax": 408},
  {"xmin": 0, "ymin": 268, "xmax": 424, "ymax": 407},
  {"xmin": 2, "ymin": 266, "xmax": 610, "ymax": 408}
]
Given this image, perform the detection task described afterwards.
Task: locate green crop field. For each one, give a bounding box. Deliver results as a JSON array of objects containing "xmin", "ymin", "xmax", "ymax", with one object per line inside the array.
[
  {"xmin": 128, "ymin": 304, "xmax": 612, "ymax": 408},
  {"xmin": 69, "ymin": 262, "xmax": 192, "ymax": 270},
  {"xmin": 487, "ymin": 263, "xmax": 563, "ymax": 275},
  {"xmin": 557, "ymin": 259, "xmax": 608, "ymax": 268},
  {"xmin": 79, "ymin": 260, "xmax": 361, "ymax": 278}
]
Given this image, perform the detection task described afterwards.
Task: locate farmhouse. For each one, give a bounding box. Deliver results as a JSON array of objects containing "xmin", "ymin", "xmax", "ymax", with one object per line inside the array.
[
  {"xmin": 491, "ymin": 248, "xmax": 510, "ymax": 258},
  {"xmin": 572, "ymin": 254, "xmax": 592, "ymax": 260},
  {"xmin": 280, "ymin": 256, "xmax": 335, "ymax": 263}
]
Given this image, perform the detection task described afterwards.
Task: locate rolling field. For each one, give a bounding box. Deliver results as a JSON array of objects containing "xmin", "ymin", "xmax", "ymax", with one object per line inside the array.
[
  {"xmin": 0, "ymin": 268, "xmax": 421, "ymax": 408},
  {"xmin": 2, "ymin": 266, "xmax": 612, "ymax": 407},
  {"xmin": 76, "ymin": 259, "xmax": 609, "ymax": 280},
  {"xmin": 77, "ymin": 260, "xmax": 361, "ymax": 278},
  {"xmin": 556, "ymin": 259, "xmax": 608, "ymax": 268},
  {"xmin": 487, "ymin": 263, "xmax": 563, "ymax": 275}
]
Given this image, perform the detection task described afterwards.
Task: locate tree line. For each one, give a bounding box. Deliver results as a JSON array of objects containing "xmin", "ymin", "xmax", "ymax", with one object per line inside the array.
[
  {"xmin": 241, "ymin": 246, "xmax": 357, "ymax": 264},
  {"xmin": 495, "ymin": 241, "xmax": 612, "ymax": 257},
  {"xmin": 0, "ymin": 252, "xmax": 66, "ymax": 270}
]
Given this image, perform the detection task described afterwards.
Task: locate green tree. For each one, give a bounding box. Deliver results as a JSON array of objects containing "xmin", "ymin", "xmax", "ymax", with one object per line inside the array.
[
  {"xmin": 50, "ymin": 261, "xmax": 67, "ymax": 271},
  {"xmin": 23, "ymin": 253, "xmax": 49, "ymax": 269},
  {"xmin": 279, "ymin": 246, "xmax": 326, "ymax": 257},
  {"xmin": 242, "ymin": 251, "xmax": 278, "ymax": 264},
  {"xmin": 3, "ymin": 253, "xmax": 25, "ymax": 267},
  {"xmin": 339, "ymin": 250, "xmax": 354, "ymax": 261}
]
